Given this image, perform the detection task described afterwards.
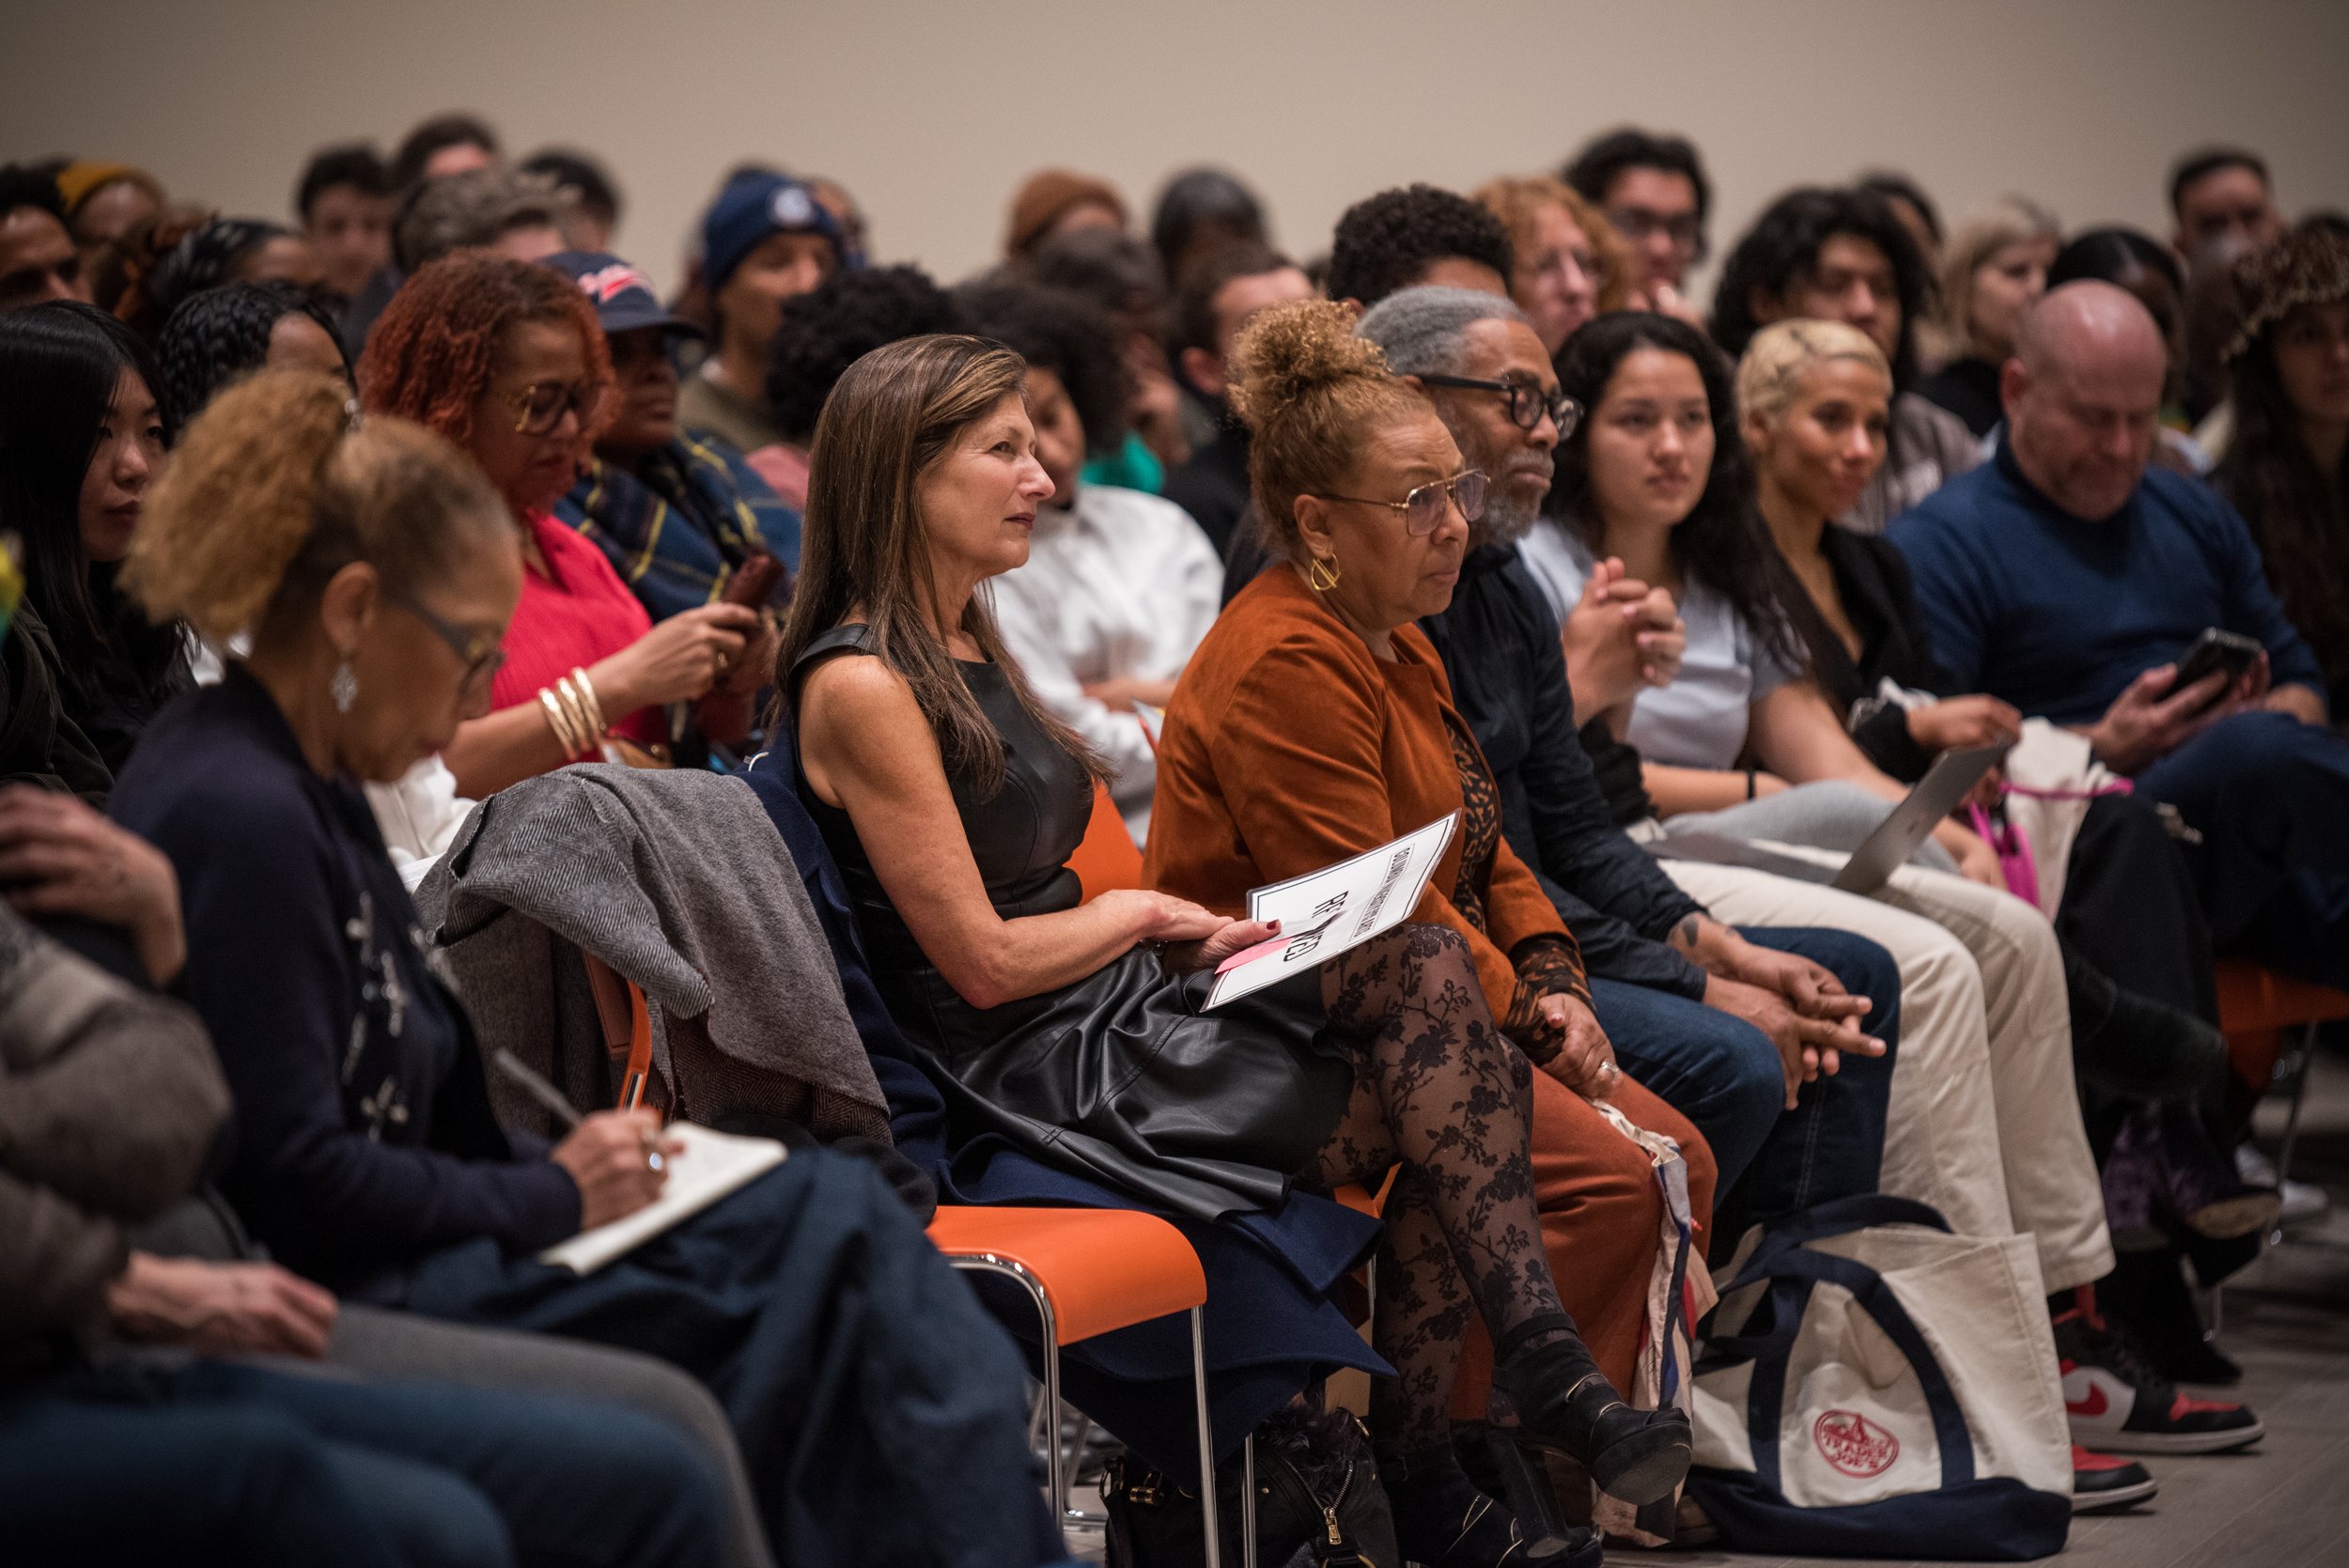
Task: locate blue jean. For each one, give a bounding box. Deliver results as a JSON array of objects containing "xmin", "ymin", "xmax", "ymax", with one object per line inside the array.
[
  {"xmin": 0, "ymin": 1358, "xmax": 727, "ymax": 1568},
  {"xmin": 2135, "ymin": 708, "xmax": 2349, "ymax": 988},
  {"xmin": 1594, "ymin": 926, "xmax": 1899, "ymax": 1245}
]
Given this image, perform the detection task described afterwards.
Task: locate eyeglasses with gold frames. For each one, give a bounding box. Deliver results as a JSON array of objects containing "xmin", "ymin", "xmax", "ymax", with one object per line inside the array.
[{"xmin": 1307, "ymin": 469, "xmax": 1487, "ymax": 537}]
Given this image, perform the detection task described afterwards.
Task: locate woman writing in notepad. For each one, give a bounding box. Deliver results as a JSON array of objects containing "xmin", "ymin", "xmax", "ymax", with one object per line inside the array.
[{"xmin": 105, "ymin": 367, "xmax": 1068, "ymax": 1568}]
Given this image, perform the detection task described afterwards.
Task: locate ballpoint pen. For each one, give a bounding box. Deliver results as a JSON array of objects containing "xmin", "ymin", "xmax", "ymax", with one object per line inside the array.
[{"xmin": 493, "ymin": 1049, "xmax": 664, "ymax": 1173}]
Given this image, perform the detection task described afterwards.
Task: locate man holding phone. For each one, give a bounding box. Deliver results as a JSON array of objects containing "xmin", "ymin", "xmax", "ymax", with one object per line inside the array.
[{"xmin": 1890, "ymin": 281, "xmax": 2347, "ymax": 989}]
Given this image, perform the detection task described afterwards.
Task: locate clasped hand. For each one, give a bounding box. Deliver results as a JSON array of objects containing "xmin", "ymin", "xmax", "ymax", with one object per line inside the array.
[
  {"xmin": 1563, "ymin": 557, "xmax": 1685, "ymax": 721},
  {"xmin": 1705, "ymin": 942, "xmax": 1883, "ymax": 1109},
  {"xmin": 1533, "ymin": 990, "xmax": 1621, "ymax": 1100}
]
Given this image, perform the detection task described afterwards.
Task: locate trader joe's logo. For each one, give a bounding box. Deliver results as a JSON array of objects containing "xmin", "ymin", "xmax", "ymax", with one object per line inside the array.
[{"xmin": 1814, "ymin": 1410, "xmax": 1900, "ymax": 1477}]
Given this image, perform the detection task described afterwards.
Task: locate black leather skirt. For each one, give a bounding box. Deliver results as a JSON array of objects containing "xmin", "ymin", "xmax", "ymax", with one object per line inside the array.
[{"xmin": 887, "ymin": 945, "xmax": 1357, "ymax": 1224}]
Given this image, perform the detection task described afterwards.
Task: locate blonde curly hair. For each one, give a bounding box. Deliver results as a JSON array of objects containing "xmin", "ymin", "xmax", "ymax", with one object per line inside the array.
[
  {"xmin": 127, "ymin": 368, "xmax": 507, "ymax": 644},
  {"xmin": 1226, "ymin": 297, "xmax": 1433, "ymax": 558}
]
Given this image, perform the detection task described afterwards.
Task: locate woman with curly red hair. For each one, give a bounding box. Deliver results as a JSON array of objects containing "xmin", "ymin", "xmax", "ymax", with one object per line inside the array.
[{"xmin": 359, "ymin": 250, "xmax": 768, "ymax": 796}]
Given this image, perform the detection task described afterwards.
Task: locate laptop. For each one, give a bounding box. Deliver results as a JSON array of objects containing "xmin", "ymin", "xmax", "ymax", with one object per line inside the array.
[{"xmin": 1645, "ymin": 743, "xmax": 2008, "ymax": 895}]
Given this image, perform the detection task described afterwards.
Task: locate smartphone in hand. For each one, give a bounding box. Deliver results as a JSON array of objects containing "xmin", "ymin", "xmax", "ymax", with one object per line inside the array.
[{"xmin": 2170, "ymin": 628, "xmax": 2261, "ymax": 712}]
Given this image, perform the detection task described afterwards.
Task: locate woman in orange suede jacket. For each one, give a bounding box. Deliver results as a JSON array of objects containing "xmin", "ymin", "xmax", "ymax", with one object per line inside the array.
[{"xmin": 1145, "ymin": 302, "xmax": 1715, "ymax": 1481}]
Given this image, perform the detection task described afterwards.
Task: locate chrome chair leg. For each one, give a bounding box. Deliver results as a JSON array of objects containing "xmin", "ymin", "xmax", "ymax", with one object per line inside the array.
[
  {"xmin": 1192, "ymin": 1306, "xmax": 1221, "ymax": 1568},
  {"xmin": 948, "ymin": 1256, "xmax": 1066, "ymax": 1539},
  {"xmin": 2277, "ymin": 1019, "xmax": 2320, "ymax": 1191},
  {"xmin": 1241, "ymin": 1431, "xmax": 1258, "ymax": 1568}
]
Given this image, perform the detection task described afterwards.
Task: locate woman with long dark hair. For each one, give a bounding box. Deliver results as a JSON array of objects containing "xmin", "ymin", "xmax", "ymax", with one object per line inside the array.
[
  {"xmin": 2214, "ymin": 222, "xmax": 2349, "ymax": 712},
  {"xmin": 0, "ymin": 302, "xmax": 187, "ymax": 797}
]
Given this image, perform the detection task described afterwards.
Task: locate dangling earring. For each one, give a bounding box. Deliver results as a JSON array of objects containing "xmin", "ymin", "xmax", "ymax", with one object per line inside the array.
[
  {"xmin": 1307, "ymin": 553, "xmax": 1343, "ymax": 593},
  {"xmin": 331, "ymin": 658, "xmax": 359, "ymax": 715}
]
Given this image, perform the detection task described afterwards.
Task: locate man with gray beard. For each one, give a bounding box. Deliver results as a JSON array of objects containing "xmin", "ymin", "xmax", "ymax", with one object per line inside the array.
[{"xmin": 1362, "ymin": 286, "xmax": 1899, "ymax": 1241}]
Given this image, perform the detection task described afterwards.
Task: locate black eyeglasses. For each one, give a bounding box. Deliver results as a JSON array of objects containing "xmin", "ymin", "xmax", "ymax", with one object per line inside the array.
[
  {"xmin": 1417, "ymin": 375, "xmax": 1583, "ymax": 438},
  {"xmin": 1308, "ymin": 470, "xmax": 1486, "ymax": 537},
  {"xmin": 390, "ymin": 590, "xmax": 506, "ymax": 691},
  {"xmin": 506, "ymin": 379, "xmax": 606, "ymax": 437}
]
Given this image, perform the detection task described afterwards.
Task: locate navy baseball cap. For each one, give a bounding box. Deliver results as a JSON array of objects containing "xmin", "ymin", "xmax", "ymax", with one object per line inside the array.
[
  {"xmin": 544, "ymin": 250, "xmax": 703, "ymax": 338},
  {"xmin": 698, "ymin": 171, "xmax": 847, "ymax": 295}
]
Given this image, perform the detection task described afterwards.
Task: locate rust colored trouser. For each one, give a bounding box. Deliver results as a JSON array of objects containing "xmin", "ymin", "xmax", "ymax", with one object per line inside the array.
[{"xmin": 1448, "ymin": 1072, "xmax": 1714, "ymax": 1418}]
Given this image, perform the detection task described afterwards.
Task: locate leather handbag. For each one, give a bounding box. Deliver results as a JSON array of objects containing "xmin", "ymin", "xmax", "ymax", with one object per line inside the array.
[{"xmin": 1102, "ymin": 1406, "xmax": 1399, "ymax": 1567}]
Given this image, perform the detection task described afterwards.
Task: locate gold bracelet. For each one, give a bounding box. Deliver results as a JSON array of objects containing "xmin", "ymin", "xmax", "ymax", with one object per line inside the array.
[
  {"xmin": 556, "ymin": 674, "xmax": 602, "ymax": 751},
  {"xmin": 565, "ymin": 667, "xmax": 607, "ymax": 737},
  {"xmin": 554, "ymin": 680, "xmax": 599, "ymax": 758},
  {"xmin": 538, "ymin": 687, "xmax": 585, "ymax": 757}
]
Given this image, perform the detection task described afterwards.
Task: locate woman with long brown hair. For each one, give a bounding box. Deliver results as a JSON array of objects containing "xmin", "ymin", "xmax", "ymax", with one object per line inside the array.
[
  {"xmin": 2214, "ymin": 222, "xmax": 2349, "ymax": 713},
  {"xmin": 782, "ymin": 331, "xmax": 1688, "ymax": 1566}
]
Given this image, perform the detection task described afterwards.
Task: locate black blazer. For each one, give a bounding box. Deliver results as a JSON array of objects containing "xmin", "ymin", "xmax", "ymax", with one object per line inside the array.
[{"xmin": 1810, "ymin": 524, "xmax": 1964, "ymax": 783}]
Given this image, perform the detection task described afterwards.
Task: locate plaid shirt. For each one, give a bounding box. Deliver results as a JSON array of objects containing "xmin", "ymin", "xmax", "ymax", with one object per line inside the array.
[{"xmin": 554, "ymin": 434, "xmax": 801, "ymax": 621}]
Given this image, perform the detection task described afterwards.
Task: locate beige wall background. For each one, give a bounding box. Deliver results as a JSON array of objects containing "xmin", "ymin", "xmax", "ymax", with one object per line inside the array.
[{"xmin": 7, "ymin": 0, "xmax": 2344, "ymax": 301}]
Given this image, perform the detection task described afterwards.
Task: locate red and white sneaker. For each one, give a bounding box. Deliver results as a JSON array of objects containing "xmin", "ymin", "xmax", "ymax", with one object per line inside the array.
[
  {"xmin": 2070, "ymin": 1445, "xmax": 2157, "ymax": 1513},
  {"xmin": 2054, "ymin": 1296, "xmax": 2263, "ymax": 1454}
]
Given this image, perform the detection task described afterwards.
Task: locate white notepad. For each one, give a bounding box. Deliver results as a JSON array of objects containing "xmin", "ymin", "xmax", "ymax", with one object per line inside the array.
[
  {"xmin": 537, "ymin": 1123, "xmax": 787, "ymax": 1275},
  {"xmin": 1205, "ymin": 812, "xmax": 1459, "ymax": 1009}
]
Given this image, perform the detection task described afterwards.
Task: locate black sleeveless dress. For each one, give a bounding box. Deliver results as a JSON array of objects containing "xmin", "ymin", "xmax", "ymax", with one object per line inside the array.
[{"xmin": 793, "ymin": 625, "xmax": 1354, "ymax": 1223}]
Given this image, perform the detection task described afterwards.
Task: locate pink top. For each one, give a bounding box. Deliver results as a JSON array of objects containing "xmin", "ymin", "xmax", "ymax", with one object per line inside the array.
[
  {"xmin": 743, "ymin": 442, "xmax": 810, "ymax": 510},
  {"xmin": 490, "ymin": 511, "xmax": 664, "ymax": 750}
]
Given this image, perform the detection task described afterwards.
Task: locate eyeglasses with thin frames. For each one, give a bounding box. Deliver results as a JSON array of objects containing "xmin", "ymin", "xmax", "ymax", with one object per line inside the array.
[
  {"xmin": 1416, "ymin": 375, "xmax": 1583, "ymax": 438},
  {"xmin": 1606, "ymin": 205, "xmax": 1703, "ymax": 255},
  {"xmin": 1307, "ymin": 469, "xmax": 1487, "ymax": 537},
  {"xmin": 390, "ymin": 590, "xmax": 506, "ymax": 692},
  {"xmin": 507, "ymin": 380, "xmax": 605, "ymax": 437}
]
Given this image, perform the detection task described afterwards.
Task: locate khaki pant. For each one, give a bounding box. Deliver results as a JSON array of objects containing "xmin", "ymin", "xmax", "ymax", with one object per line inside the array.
[{"xmin": 1661, "ymin": 852, "xmax": 2113, "ymax": 1294}]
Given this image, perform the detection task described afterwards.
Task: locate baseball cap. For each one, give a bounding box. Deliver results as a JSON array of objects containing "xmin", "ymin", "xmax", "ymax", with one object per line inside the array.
[
  {"xmin": 699, "ymin": 172, "xmax": 846, "ymax": 295},
  {"xmin": 544, "ymin": 250, "xmax": 702, "ymax": 337}
]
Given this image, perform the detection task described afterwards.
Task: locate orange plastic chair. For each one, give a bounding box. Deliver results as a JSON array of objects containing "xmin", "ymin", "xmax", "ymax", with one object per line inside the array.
[
  {"xmin": 1067, "ymin": 781, "xmax": 1144, "ymax": 902},
  {"xmin": 595, "ymin": 970, "xmax": 1231, "ymax": 1560},
  {"xmin": 926, "ymin": 1205, "xmax": 1226, "ymax": 1564},
  {"xmin": 2215, "ymin": 958, "xmax": 2349, "ymax": 1185}
]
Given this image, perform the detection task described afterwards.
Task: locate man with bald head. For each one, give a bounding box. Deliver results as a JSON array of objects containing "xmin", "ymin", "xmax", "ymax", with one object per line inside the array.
[{"xmin": 1892, "ymin": 280, "xmax": 2349, "ymax": 989}]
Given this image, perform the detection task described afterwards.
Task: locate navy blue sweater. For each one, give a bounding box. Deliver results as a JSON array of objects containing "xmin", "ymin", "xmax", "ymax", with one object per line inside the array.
[
  {"xmin": 111, "ymin": 670, "xmax": 578, "ymax": 1299},
  {"xmin": 1888, "ymin": 439, "xmax": 2326, "ymax": 725}
]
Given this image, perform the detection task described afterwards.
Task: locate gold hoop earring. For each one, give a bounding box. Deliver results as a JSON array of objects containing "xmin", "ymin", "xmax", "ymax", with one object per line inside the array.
[{"xmin": 1307, "ymin": 554, "xmax": 1342, "ymax": 593}]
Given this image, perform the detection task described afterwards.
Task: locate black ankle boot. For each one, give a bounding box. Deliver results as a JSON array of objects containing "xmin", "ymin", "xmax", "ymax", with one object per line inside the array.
[
  {"xmin": 1379, "ymin": 1443, "xmax": 1598, "ymax": 1568},
  {"xmin": 1491, "ymin": 1312, "xmax": 1691, "ymax": 1507},
  {"xmin": 2062, "ymin": 940, "xmax": 2228, "ymax": 1100}
]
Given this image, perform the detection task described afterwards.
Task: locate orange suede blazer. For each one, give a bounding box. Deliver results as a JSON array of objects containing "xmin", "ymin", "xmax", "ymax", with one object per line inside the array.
[{"xmin": 1144, "ymin": 565, "xmax": 1586, "ymax": 1022}]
